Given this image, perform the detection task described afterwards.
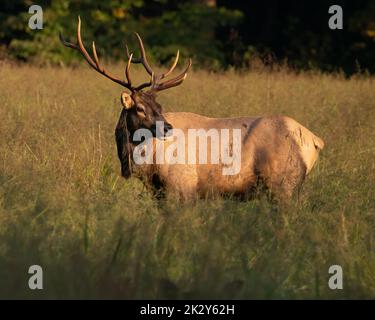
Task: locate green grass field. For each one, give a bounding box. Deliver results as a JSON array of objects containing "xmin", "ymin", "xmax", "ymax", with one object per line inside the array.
[{"xmin": 0, "ymin": 62, "xmax": 374, "ymax": 299}]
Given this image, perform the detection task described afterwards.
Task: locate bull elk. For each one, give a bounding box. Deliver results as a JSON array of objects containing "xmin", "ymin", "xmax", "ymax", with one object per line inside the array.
[{"xmin": 60, "ymin": 17, "xmax": 325, "ymax": 201}]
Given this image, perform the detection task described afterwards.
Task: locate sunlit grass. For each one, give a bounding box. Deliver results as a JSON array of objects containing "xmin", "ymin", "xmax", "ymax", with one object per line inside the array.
[{"xmin": 0, "ymin": 62, "xmax": 374, "ymax": 299}]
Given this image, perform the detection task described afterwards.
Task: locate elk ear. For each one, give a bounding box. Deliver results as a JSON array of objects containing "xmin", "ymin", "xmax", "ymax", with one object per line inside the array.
[{"xmin": 121, "ymin": 92, "xmax": 134, "ymax": 110}]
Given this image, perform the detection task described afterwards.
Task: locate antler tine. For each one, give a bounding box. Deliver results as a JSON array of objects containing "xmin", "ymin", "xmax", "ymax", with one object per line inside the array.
[
  {"xmin": 152, "ymin": 58, "xmax": 192, "ymax": 92},
  {"xmin": 134, "ymin": 32, "xmax": 154, "ymax": 75},
  {"xmin": 127, "ymin": 32, "xmax": 191, "ymax": 91},
  {"xmin": 76, "ymin": 16, "xmax": 97, "ymax": 68},
  {"xmin": 161, "ymin": 50, "xmax": 180, "ymax": 79},
  {"xmin": 155, "ymin": 74, "xmax": 188, "ymax": 91},
  {"xmin": 125, "ymin": 43, "xmax": 142, "ymax": 64},
  {"xmin": 125, "ymin": 53, "xmax": 133, "ymax": 86},
  {"xmin": 156, "ymin": 50, "xmax": 180, "ymax": 81},
  {"xmin": 92, "ymin": 41, "xmax": 101, "ymax": 69},
  {"xmin": 125, "ymin": 32, "xmax": 155, "ymax": 90},
  {"xmin": 60, "ymin": 16, "xmax": 133, "ymax": 91},
  {"xmin": 59, "ymin": 32, "xmax": 79, "ymax": 50}
]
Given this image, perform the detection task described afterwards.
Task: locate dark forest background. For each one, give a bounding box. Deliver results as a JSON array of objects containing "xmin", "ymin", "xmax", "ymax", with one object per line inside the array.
[{"xmin": 1, "ymin": 0, "xmax": 374, "ymax": 74}]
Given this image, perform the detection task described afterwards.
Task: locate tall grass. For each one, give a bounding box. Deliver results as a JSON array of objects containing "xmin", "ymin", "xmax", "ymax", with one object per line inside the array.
[{"xmin": 0, "ymin": 62, "xmax": 374, "ymax": 299}]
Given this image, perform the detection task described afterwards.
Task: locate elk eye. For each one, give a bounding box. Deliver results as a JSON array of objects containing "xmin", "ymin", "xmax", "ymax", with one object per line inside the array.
[{"xmin": 136, "ymin": 106, "xmax": 146, "ymax": 114}]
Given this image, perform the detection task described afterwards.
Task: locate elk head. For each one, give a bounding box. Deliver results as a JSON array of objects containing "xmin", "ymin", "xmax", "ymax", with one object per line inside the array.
[{"xmin": 60, "ymin": 17, "xmax": 192, "ymax": 178}]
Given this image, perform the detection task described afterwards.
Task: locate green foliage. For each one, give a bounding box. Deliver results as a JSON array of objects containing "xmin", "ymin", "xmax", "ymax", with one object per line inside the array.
[
  {"xmin": 134, "ymin": 4, "xmax": 243, "ymax": 69},
  {"xmin": 1, "ymin": 1, "xmax": 375, "ymax": 72},
  {"xmin": 1, "ymin": 0, "xmax": 242, "ymax": 68}
]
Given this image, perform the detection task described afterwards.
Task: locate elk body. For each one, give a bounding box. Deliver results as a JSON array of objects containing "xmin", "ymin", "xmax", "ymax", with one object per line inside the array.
[{"xmin": 61, "ymin": 18, "xmax": 324, "ymax": 201}]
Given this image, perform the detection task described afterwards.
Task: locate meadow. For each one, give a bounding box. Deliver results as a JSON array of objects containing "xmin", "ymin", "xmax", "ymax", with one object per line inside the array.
[{"xmin": 0, "ymin": 61, "xmax": 374, "ymax": 299}]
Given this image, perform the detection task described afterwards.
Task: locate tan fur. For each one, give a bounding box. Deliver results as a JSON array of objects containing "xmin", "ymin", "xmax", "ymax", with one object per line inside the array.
[
  {"xmin": 282, "ymin": 116, "xmax": 325, "ymax": 174},
  {"xmin": 135, "ymin": 112, "xmax": 324, "ymax": 200}
]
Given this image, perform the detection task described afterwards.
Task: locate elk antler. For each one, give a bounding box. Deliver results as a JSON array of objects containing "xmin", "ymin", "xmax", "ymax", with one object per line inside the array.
[
  {"xmin": 59, "ymin": 16, "xmax": 134, "ymax": 91},
  {"xmin": 126, "ymin": 32, "xmax": 192, "ymax": 92},
  {"xmin": 60, "ymin": 17, "xmax": 192, "ymax": 92}
]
